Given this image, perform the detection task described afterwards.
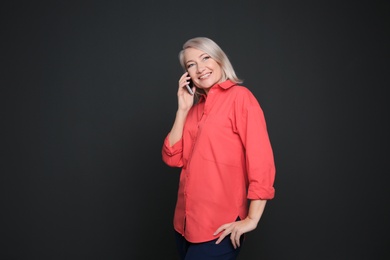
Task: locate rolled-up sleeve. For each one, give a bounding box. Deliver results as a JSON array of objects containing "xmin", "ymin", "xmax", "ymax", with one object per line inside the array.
[{"xmin": 162, "ymin": 133, "xmax": 184, "ymax": 167}]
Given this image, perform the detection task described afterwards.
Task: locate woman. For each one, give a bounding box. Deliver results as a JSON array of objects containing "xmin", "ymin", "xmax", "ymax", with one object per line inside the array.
[{"xmin": 162, "ymin": 37, "xmax": 275, "ymax": 259}]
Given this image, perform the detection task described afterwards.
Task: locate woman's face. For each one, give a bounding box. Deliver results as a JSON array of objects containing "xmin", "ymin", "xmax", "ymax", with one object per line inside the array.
[{"xmin": 184, "ymin": 47, "xmax": 223, "ymax": 94}]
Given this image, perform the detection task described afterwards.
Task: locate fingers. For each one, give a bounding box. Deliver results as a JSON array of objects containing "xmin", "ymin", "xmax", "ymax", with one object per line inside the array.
[
  {"xmin": 214, "ymin": 222, "xmax": 245, "ymax": 249},
  {"xmin": 176, "ymin": 72, "xmax": 194, "ymax": 110},
  {"xmin": 213, "ymin": 224, "xmax": 228, "ymax": 236},
  {"xmin": 215, "ymin": 229, "xmax": 242, "ymax": 249},
  {"xmin": 214, "ymin": 223, "xmax": 230, "ymax": 245},
  {"xmin": 215, "ymin": 234, "xmax": 225, "ymax": 245},
  {"xmin": 178, "ymin": 72, "xmax": 191, "ymax": 90},
  {"xmin": 230, "ymin": 230, "xmax": 243, "ymax": 249}
]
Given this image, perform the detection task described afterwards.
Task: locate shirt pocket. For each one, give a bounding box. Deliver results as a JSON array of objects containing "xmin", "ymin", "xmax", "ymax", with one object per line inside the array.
[{"xmin": 199, "ymin": 118, "xmax": 244, "ymax": 168}]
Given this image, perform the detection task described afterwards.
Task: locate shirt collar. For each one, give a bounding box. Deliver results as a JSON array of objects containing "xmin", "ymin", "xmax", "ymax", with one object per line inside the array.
[
  {"xmin": 198, "ymin": 80, "xmax": 237, "ymax": 101},
  {"xmin": 217, "ymin": 79, "xmax": 237, "ymax": 90}
]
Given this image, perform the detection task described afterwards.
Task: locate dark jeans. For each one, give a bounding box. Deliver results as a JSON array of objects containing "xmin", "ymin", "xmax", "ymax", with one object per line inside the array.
[{"xmin": 174, "ymin": 231, "xmax": 244, "ymax": 260}]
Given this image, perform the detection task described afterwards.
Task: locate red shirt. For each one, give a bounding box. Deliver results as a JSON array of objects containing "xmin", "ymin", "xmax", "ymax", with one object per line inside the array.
[{"xmin": 162, "ymin": 80, "xmax": 275, "ymax": 243}]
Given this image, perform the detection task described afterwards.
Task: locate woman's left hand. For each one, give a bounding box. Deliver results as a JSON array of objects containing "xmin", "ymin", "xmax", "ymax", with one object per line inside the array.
[{"xmin": 213, "ymin": 217, "xmax": 258, "ymax": 249}]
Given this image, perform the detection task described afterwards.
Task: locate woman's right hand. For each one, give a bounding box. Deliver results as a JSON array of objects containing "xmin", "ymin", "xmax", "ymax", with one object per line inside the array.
[{"xmin": 177, "ymin": 72, "xmax": 195, "ymax": 112}]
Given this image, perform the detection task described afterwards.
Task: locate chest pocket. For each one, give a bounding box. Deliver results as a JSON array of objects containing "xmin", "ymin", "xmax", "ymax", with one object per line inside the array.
[{"xmin": 198, "ymin": 114, "xmax": 244, "ymax": 168}]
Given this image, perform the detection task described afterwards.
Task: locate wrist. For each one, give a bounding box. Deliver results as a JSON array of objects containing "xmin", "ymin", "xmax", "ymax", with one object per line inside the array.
[
  {"xmin": 177, "ymin": 109, "xmax": 190, "ymax": 117},
  {"xmin": 246, "ymin": 216, "xmax": 260, "ymax": 227}
]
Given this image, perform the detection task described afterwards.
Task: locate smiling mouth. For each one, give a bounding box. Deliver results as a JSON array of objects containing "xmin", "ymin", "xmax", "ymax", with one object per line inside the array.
[{"xmin": 199, "ymin": 73, "xmax": 211, "ymax": 79}]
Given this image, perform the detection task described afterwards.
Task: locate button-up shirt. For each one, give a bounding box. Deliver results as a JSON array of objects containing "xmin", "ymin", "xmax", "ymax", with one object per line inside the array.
[{"xmin": 162, "ymin": 80, "xmax": 275, "ymax": 243}]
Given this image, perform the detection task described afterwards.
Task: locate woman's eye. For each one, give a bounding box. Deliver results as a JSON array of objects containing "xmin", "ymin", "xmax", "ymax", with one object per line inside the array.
[
  {"xmin": 187, "ymin": 63, "xmax": 194, "ymax": 69},
  {"xmin": 203, "ymin": 56, "xmax": 210, "ymax": 61}
]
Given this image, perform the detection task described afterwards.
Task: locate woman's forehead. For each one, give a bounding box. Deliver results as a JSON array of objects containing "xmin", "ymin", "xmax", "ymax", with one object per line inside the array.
[{"xmin": 184, "ymin": 48, "xmax": 208, "ymax": 61}]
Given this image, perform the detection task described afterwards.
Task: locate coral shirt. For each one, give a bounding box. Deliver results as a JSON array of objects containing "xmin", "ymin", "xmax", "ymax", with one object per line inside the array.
[{"xmin": 162, "ymin": 80, "xmax": 275, "ymax": 243}]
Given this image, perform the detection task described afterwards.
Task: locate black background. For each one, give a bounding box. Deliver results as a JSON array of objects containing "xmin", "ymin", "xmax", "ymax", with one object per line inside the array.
[{"xmin": 1, "ymin": 0, "xmax": 389, "ymax": 259}]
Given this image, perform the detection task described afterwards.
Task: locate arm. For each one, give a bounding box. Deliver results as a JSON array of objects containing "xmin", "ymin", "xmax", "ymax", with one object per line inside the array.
[
  {"xmin": 247, "ymin": 199, "xmax": 267, "ymax": 224},
  {"xmin": 214, "ymin": 199, "xmax": 267, "ymax": 249},
  {"xmin": 168, "ymin": 72, "xmax": 195, "ymax": 146},
  {"xmin": 168, "ymin": 110, "xmax": 189, "ymax": 146},
  {"xmin": 162, "ymin": 73, "xmax": 195, "ymax": 166},
  {"xmin": 214, "ymin": 89, "xmax": 275, "ymax": 248}
]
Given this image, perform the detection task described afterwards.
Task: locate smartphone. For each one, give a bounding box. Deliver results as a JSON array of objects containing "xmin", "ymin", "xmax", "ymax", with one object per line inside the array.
[{"xmin": 185, "ymin": 77, "xmax": 194, "ymax": 95}]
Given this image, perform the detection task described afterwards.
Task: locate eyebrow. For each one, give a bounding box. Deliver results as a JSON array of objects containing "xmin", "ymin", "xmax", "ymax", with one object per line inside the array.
[{"xmin": 185, "ymin": 53, "xmax": 208, "ymax": 64}]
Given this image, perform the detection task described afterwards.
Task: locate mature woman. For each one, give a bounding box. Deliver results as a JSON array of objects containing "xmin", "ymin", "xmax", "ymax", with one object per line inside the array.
[{"xmin": 162, "ymin": 37, "xmax": 276, "ymax": 260}]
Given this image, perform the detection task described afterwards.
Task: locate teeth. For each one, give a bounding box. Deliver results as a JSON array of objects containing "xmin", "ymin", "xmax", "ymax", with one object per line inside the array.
[{"xmin": 200, "ymin": 73, "xmax": 210, "ymax": 79}]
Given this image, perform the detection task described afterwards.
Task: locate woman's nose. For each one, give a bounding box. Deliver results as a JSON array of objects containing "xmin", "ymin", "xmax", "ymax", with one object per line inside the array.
[{"xmin": 196, "ymin": 65, "xmax": 205, "ymax": 73}]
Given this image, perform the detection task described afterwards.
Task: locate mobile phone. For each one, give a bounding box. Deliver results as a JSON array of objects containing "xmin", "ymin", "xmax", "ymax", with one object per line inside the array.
[{"xmin": 185, "ymin": 78, "xmax": 194, "ymax": 95}]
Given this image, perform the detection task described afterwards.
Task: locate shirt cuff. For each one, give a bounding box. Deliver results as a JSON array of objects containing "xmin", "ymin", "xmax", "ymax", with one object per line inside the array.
[
  {"xmin": 247, "ymin": 187, "xmax": 275, "ymax": 200},
  {"xmin": 163, "ymin": 133, "xmax": 183, "ymax": 156}
]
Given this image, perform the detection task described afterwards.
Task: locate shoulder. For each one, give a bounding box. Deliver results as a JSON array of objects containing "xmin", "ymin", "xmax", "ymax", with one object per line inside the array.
[
  {"xmin": 230, "ymin": 85, "xmax": 252, "ymax": 94},
  {"xmin": 228, "ymin": 85, "xmax": 259, "ymax": 105}
]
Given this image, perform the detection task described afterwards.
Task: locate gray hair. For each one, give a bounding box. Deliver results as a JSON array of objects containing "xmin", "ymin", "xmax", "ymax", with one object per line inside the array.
[{"xmin": 178, "ymin": 37, "xmax": 243, "ymax": 84}]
